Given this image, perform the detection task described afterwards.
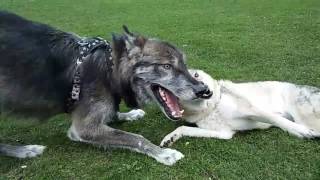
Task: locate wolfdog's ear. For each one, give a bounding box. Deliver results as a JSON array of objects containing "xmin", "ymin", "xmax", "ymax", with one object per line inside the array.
[
  {"xmin": 112, "ymin": 33, "xmax": 127, "ymax": 59},
  {"xmin": 122, "ymin": 25, "xmax": 147, "ymax": 49}
]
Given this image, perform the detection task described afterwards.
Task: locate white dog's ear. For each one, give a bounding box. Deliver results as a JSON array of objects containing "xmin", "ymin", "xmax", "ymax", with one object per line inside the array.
[
  {"xmin": 123, "ymin": 25, "xmax": 147, "ymax": 50},
  {"xmin": 188, "ymin": 69, "xmax": 200, "ymax": 78}
]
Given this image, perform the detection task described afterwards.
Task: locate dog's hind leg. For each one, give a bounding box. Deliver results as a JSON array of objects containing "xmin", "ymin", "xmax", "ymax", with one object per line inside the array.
[
  {"xmin": 247, "ymin": 109, "xmax": 320, "ymax": 139},
  {"xmin": 117, "ymin": 109, "xmax": 145, "ymax": 121},
  {"xmin": 68, "ymin": 100, "xmax": 183, "ymax": 166},
  {"xmin": 0, "ymin": 144, "xmax": 46, "ymax": 158},
  {"xmin": 160, "ymin": 126, "xmax": 235, "ymax": 147}
]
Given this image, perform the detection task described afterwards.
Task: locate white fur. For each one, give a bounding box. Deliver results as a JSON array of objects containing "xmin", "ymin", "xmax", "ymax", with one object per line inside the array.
[
  {"xmin": 152, "ymin": 148, "xmax": 184, "ymax": 166},
  {"xmin": 117, "ymin": 109, "xmax": 146, "ymax": 121},
  {"xmin": 160, "ymin": 69, "xmax": 320, "ymax": 147},
  {"xmin": 15, "ymin": 145, "xmax": 46, "ymax": 158},
  {"xmin": 67, "ymin": 125, "xmax": 83, "ymax": 142}
]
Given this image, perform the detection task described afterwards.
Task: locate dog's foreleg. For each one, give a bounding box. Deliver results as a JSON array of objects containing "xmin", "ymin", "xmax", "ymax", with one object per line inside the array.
[
  {"xmin": 160, "ymin": 126, "xmax": 234, "ymax": 147},
  {"xmin": 70, "ymin": 124, "xmax": 184, "ymax": 165},
  {"xmin": 117, "ymin": 109, "xmax": 145, "ymax": 121},
  {"xmin": 0, "ymin": 144, "xmax": 46, "ymax": 158},
  {"xmin": 69, "ymin": 101, "xmax": 183, "ymax": 166}
]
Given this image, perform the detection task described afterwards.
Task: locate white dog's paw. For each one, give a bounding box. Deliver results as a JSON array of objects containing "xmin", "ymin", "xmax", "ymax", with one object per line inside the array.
[
  {"xmin": 125, "ymin": 109, "xmax": 146, "ymax": 121},
  {"xmin": 154, "ymin": 148, "xmax": 184, "ymax": 166},
  {"xmin": 217, "ymin": 131, "xmax": 234, "ymax": 139},
  {"xmin": 160, "ymin": 132, "xmax": 181, "ymax": 147},
  {"xmin": 289, "ymin": 125, "xmax": 320, "ymax": 139},
  {"xmin": 16, "ymin": 145, "xmax": 46, "ymax": 158}
]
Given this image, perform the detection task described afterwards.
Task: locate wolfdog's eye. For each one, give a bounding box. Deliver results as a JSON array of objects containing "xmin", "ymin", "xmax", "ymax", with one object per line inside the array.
[
  {"xmin": 194, "ymin": 72, "xmax": 199, "ymax": 78},
  {"xmin": 163, "ymin": 64, "xmax": 171, "ymax": 69}
]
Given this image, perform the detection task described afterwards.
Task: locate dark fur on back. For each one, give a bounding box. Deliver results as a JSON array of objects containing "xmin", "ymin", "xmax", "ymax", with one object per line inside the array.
[{"xmin": 0, "ymin": 11, "xmax": 116, "ymax": 118}]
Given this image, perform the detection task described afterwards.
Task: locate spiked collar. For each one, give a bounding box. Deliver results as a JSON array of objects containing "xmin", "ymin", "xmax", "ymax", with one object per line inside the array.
[{"xmin": 66, "ymin": 37, "xmax": 113, "ymax": 112}]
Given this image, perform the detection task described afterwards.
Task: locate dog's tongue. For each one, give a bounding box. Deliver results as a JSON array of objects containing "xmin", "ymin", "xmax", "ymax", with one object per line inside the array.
[{"xmin": 164, "ymin": 90, "xmax": 183, "ymax": 118}]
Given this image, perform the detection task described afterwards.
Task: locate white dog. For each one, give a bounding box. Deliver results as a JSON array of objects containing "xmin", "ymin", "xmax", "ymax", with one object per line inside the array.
[{"xmin": 160, "ymin": 69, "xmax": 320, "ymax": 147}]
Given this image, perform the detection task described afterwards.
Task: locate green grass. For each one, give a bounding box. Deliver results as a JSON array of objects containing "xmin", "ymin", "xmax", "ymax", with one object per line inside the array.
[{"xmin": 1, "ymin": 0, "xmax": 320, "ymax": 179}]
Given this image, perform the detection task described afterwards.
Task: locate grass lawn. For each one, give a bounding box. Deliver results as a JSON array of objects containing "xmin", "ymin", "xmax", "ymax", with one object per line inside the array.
[{"xmin": 1, "ymin": 0, "xmax": 320, "ymax": 179}]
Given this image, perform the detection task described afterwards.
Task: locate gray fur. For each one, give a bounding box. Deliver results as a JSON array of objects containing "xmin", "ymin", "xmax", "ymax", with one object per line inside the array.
[{"xmin": 282, "ymin": 112, "xmax": 295, "ymax": 122}]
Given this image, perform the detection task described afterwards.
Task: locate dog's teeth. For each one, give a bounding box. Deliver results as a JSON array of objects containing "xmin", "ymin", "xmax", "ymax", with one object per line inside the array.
[
  {"xmin": 159, "ymin": 90, "xmax": 167, "ymax": 101},
  {"xmin": 180, "ymin": 109, "xmax": 184, "ymax": 114},
  {"xmin": 161, "ymin": 95, "xmax": 166, "ymax": 101},
  {"xmin": 159, "ymin": 88, "xmax": 165, "ymax": 97},
  {"xmin": 172, "ymin": 111, "xmax": 176, "ymax": 116}
]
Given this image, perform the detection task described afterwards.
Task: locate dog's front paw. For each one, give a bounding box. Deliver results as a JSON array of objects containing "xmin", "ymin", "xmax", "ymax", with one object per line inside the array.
[
  {"xmin": 155, "ymin": 148, "xmax": 184, "ymax": 166},
  {"xmin": 160, "ymin": 132, "xmax": 181, "ymax": 147},
  {"xmin": 16, "ymin": 145, "xmax": 46, "ymax": 158},
  {"xmin": 126, "ymin": 109, "xmax": 146, "ymax": 121}
]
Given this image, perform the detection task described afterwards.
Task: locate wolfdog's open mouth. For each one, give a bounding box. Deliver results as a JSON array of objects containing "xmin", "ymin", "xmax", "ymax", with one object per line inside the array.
[{"xmin": 151, "ymin": 84, "xmax": 184, "ymax": 120}]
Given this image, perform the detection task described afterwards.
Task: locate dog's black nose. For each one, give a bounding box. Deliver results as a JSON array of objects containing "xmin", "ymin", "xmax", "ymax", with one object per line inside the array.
[{"xmin": 195, "ymin": 83, "xmax": 213, "ymax": 99}]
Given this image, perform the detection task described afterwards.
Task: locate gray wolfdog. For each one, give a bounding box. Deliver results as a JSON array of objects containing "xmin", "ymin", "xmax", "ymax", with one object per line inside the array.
[
  {"xmin": 161, "ymin": 69, "xmax": 320, "ymax": 147},
  {"xmin": 0, "ymin": 11, "xmax": 211, "ymax": 165}
]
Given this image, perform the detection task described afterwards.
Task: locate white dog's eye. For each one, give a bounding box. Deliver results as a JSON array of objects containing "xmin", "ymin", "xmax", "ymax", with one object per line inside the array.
[{"xmin": 194, "ymin": 72, "xmax": 199, "ymax": 78}]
